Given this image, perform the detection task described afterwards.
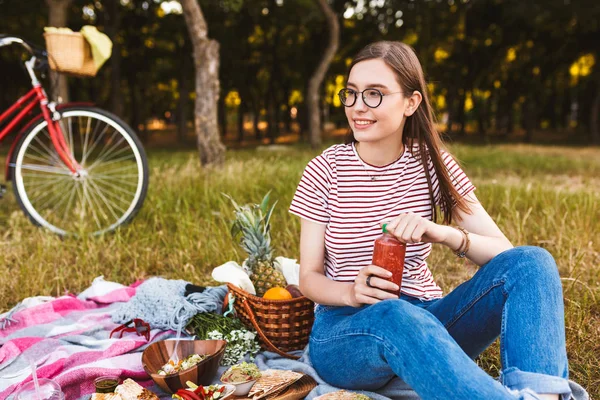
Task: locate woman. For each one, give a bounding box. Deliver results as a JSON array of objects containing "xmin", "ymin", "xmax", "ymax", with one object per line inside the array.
[{"xmin": 289, "ymin": 41, "xmax": 583, "ymax": 400}]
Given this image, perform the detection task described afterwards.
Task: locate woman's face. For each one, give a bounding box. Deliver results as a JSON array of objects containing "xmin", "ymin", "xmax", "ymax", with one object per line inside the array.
[{"xmin": 345, "ymin": 59, "xmax": 413, "ymax": 144}]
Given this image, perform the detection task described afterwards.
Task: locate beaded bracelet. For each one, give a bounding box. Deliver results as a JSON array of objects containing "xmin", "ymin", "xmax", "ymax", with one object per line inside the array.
[{"xmin": 454, "ymin": 226, "xmax": 471, "ymax": 258}]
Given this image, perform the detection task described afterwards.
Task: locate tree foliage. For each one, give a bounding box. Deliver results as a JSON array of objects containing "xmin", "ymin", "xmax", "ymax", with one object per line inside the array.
[{"xmin": 0, "ymin": 0, "xmax": 598, "ymax": 144}]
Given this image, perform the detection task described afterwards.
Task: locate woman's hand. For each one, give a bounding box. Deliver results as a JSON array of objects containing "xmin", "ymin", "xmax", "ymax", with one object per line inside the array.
[
  {"xmin": 346, "ymin": 265, "xmax": 400, "ymax": 307},
  {"xmin": 383, "ymin": 212, "xmax": 449, "ymax": 244}
]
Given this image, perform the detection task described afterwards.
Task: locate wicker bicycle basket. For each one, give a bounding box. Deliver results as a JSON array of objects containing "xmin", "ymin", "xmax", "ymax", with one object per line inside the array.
[
  {"xmin": 227, "ymin": 283, "xmax": 314, "ymax": 359},
  {"xmin": 43, "ymin": 31, "xmax": 98, "ymax": 77}
]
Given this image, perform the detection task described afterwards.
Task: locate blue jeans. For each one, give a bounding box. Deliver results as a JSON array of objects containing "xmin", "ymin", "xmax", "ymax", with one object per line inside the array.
[{"xmin": 309, "ymin": 246, "xmax": 572, "ymax": 400}]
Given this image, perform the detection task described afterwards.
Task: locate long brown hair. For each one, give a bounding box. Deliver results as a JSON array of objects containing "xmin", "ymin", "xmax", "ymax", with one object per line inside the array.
[{"xmin": 344, "ymin": 41, "xmax": 473, "ymax": 224}]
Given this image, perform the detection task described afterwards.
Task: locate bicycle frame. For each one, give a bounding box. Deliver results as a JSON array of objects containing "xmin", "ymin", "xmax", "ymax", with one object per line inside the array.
[{"xmin": 0, "ymin": 57, "xmax": 79, "ymax": 174}]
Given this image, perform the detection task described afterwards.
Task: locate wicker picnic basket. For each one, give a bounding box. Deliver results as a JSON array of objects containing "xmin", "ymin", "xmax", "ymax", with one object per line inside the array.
[
  {"xmin": 227, "ymin": 283, "xmax": 314, "ymax": 359},
  {"xmin": 43, "ymin": 31, "xmax": 98, "ymax": 77}
]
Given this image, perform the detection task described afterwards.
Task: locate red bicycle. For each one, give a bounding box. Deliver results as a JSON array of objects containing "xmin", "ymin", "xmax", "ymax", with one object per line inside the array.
[{"xmin": 0, "ymin": 35, "xmax": 149, "ymax": 235}]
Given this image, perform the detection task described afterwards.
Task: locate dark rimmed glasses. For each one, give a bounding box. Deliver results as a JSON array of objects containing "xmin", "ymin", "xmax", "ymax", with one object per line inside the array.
[{"xmin": 338, "ymin": 88, "xmax": 403, "ymax": 108}]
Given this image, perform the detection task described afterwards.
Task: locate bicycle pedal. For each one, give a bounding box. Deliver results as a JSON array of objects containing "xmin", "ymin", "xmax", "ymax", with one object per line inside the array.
[{"xmin": 0, "ymin": 184, "xmax": 6, "ymax": 198}]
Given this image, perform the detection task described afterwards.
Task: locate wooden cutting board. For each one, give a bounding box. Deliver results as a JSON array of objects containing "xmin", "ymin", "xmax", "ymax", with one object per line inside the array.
[{"xmin": 230, "ymin": 374, "xmax": 317, "ymax": 400}]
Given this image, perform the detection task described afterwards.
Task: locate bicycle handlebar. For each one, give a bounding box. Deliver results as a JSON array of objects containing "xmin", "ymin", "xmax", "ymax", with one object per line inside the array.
[
  {"xmin": 0, "ymin": 35, "xmax": 35, "ymax": 54},
  {"xmin": 0, "ymin": 35, "xmax": 49, "ymax": 70}
]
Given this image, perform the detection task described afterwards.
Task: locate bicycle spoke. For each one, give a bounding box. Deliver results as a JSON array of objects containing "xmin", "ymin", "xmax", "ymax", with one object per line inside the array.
[
  {"xmin": 86, "ymin": 148, "xmax": 136, "ymax": 171},
  {"xmin": 82, "ymin": 181, "xmax": 102, "ymax": 230},
  {"xmin": 19, "ymin": 164, "xmax": 72, "ymax": 175},
  {"xmin": 90, "ymin": 163, "xmax": 139, "ymax": 177},
  {"xmin": 34, "ymin": 183, "xmax": 72, "ymax": 211},
  {"xmin": 88, "ymin": 178, "xmax": 133, "ymax": 207},
  {"xmin": 89, "ymin": 174, "xmax": 140, "ymax": 187},
  {"xmin": 88, "ymin": 181, "xmax": 114, "ymax": 228},
  {"xmin": 61, "ymin": 181, "xmax": 80, "ymax": 222},
  {"xmin": 81, "ymin": 118, "xmax": 105, "ymax": 165},
  {"xmin": 27, "ymin": 140, "xmax": 61, "ymax": 167},
  {"xmin": 87, "ymin": 128, "xmax": 119, "ymax": 167},
  {"xmin": 87, "ymin": 179, "xmax": 124, "ymax": 222},
  {"xmin": 46, "ymin": 184, "xmax": 75, "ymax": 216},
  {"xmin": 81, "ymin": 124, "xmax": 111, "ymax": 165},
  {"xmin": 33, "ymin": 133, "xmax": 63, "ymax": 166},
  {"xmin": 23, "ymin": 153, "xmax": 62, "ymax": 167},
  {"xmin": 80, "ymin": 116, "xmax": 93, "ymax": 165},
  {"xmin": 90, "ymin": 176, "xmax": 137, "ymax": 198},
  {"xmin": 83, "ymin": 180, "xmax": 111, "ymax": 223},
  {"xmin": 87, "ymin": 135, "xmax": 126, "ymax": 170},
  {"xmin": 22, "ymin": 175, "xmax": 71, "ymax": 191}
]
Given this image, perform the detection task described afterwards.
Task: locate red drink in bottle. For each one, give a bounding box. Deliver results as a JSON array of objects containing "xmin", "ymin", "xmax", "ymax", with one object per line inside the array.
[{"xmin": 371, "ymin": 223, "xmax": 406, "ymax": 297}]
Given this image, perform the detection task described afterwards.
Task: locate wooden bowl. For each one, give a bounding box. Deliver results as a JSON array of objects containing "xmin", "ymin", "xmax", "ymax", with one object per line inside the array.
[{"xmin": 141, "ymin": 339, "xmax": 227, "ymax": 394}]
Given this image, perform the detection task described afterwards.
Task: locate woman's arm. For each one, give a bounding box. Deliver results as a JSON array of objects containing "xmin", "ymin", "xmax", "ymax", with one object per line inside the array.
[
  {"xmin": 439, "ymin": 191, "xmax": 513, "ymax": 266},
  {"xmin": 385, "ymin": 191, "xmax": 513, "ymax": 267},
  {"xmin": 298, "ymin": 218, "xmax": 398, "ymax": 307}
]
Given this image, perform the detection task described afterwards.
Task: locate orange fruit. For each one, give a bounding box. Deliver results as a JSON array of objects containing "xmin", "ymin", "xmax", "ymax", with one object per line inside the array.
[{"xmin": 263, "ymin": 287, "xmax": 293, "ymax": 300}]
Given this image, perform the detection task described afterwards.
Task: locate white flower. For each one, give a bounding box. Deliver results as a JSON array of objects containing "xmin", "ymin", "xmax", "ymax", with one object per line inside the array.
[{"xmin": 209, "ymin": 327, "xmax": 261, "ymax": 366}]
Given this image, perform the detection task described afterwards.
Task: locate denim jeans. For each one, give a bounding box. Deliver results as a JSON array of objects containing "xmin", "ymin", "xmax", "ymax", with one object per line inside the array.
[{"xmin": 309, "ymin": 246, "xmax": 572, "ymax": 400}]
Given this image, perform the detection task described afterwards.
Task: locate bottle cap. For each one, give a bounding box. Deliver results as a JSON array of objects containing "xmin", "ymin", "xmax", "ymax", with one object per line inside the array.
[{"xmin": 382, "ymin": 223, "xmax": 388, "ymax": 233}]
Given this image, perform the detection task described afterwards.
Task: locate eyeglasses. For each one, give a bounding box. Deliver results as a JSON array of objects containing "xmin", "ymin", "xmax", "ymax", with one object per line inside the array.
[{"xmin": 338, "ymin": 88, "xmax": 403, "ymax": 108}]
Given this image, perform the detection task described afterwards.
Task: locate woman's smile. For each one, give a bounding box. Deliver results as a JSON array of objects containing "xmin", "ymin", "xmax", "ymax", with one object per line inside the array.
[{"xmin": 353, "ymin": 118, "xmax": 377, "ymax": 129}]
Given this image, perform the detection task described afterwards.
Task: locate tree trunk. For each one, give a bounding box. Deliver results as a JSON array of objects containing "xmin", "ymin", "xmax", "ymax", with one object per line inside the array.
[
  {"xmin": 104, "ymin": 0, "xmax": 123, "ymax": 117},
  {"xmin": 306, "ymin": 0, "xmax": 340, "ymax": 148},
  {"xmin": 180, "ymin": 0, "xmax": 225, "ymax": 166},
  {"xmin": 46, "ymin": 0, "xmax": 72, "ymax": 103}
]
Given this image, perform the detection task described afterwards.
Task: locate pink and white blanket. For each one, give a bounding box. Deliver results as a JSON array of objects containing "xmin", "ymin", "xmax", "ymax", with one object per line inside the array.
[{"xmin": 0, "ymin": 279, "xmax": 173, "ymax": 400}]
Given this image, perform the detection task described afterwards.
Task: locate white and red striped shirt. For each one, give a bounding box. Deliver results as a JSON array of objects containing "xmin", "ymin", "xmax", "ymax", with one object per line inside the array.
[{"xmin": 289, "ymin": 142, "xmax": 475, "ymax": 300}]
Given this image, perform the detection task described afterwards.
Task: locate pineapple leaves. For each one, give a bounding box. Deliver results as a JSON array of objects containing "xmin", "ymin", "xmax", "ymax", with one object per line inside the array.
[
  {"xmin": 223, "ymin": 192, "xmax": 278, "ymax": 243},
  {"xmin": 263, "ymin": 201, "xmax": 278, "ymax": 236},
  {"xmin": 259, "ymin": 191, "xmax": 272, "ymax": 214}
]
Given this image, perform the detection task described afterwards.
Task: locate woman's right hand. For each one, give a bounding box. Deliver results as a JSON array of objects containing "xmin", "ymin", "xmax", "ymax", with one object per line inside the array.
[{"xmin": 346, "ymin": 265, "xmax": 400, "ymax": 307}]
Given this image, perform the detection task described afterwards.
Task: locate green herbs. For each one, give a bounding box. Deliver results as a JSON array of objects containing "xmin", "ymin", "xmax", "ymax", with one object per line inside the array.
[
  {"xmin": 186, "ymin": 313, "xmax": 261, "ymax": 366},
  {"xmin": 186, "ymin": 312, "xmax": 246, "ymax": 339}
]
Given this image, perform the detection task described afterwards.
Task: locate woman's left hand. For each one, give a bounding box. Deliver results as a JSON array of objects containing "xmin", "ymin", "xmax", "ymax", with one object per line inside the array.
[{"xmin": 383, "ymin": 212, "xmax": 449, "ymax": 244}]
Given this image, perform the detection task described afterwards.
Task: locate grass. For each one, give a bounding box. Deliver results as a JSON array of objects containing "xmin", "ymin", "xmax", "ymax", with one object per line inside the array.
[{"xmin": 0, "ymin": 142, "xmax": 599, "ymax": 397}]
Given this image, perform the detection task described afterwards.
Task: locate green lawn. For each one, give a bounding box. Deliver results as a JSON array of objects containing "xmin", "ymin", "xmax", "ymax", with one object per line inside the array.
[{"xmin": 1, "ymin": 142, "xmax": 599, "ymax": 396}]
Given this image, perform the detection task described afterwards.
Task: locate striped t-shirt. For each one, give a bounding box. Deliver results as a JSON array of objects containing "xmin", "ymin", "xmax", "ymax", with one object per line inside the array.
[{"xmin": 288, "ymin": 142, "xmax": 475, "ymax": 300}]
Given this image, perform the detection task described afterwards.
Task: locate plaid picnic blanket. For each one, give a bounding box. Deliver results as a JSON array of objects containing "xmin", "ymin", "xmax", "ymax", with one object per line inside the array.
[{"xmin": 0, "ymin": 279, "xmax": 173, "ymax": 400}]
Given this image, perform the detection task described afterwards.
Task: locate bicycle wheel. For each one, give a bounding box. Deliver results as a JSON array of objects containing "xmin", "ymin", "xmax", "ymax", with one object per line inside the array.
[{"xmin": 11, "ymin": 106, "xmax": 149, "ymax": 235}]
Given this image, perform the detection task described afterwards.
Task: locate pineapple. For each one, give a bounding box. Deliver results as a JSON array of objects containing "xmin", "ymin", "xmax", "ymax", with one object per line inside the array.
[{"xmin": 225, "ymin": 192, "xmax": 286, "ymax": 296}]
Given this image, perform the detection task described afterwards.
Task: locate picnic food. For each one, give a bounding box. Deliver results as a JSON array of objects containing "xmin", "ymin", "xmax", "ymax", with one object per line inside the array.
[
  {"xmin": 91, "ymin": 394, "xmax": 122, "ymax": 400},
  {"xmin": 114, "ymin": 378, "xmax": 159, "ymax": 400},
  {"xmin": 158, "ymin": 353, "xmax": 207, "ymax": 375},
  {"xmin": 172, "ymin": 382, "xmax": 232, "ymax": 400},
  {"xmin": 371, "ymin": 224, "xmax": 406, "ymax": 296},
  {"xmin": 227, "ymin": 193, "xmax": 287, "ymax": 297},
  {"xmin": 94, "ymin": 376, "xmax": 120, "ymax": 393},
  {"xmin": 263, "ymin": 287, "xmax": 292, "ymax": 300},
  {"xmin": 221, "ymin": 362, "xmax": 262, "ymax": 383},
  {"xmin": 248, "ymin": 369, "xmax": 303, "ymax": 400},
  {"xmin": 314, "ymin": 390, "xmax": 372, "ymax": 400}
]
